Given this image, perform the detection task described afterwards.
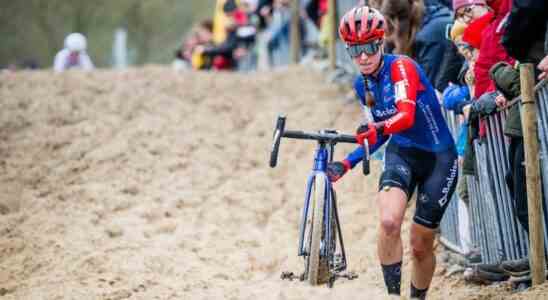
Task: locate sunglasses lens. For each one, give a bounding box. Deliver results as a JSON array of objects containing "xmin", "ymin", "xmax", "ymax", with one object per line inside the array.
[{"xmin": 347, "ymin": 42, "xmax": 379, "ymax": 58}]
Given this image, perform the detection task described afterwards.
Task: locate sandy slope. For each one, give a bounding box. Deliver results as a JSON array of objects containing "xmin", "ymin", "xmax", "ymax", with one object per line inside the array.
[{"xmin": 1, "ymin": 67, "xmax": 547, "ymax": 300}]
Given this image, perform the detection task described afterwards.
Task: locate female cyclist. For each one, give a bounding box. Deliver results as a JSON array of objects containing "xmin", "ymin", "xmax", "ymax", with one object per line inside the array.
[{"xmin": 326, "ymin": 6, "xmax": 458, "ymax": 299}]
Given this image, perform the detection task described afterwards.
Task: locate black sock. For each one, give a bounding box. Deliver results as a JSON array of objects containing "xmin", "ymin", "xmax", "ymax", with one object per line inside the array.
[
  {"xmin": 410, "ymin": 283, "xmax": 428, "ymax": 299},
  {"xmin": 381, "ymin": 262, "xmax": 402, "ymax": 295}
]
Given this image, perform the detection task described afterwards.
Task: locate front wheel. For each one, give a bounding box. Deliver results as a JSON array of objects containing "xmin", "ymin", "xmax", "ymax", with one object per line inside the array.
[{"xmin": 307, "ymin": 174, "xmax": 329, "ymax": 285}]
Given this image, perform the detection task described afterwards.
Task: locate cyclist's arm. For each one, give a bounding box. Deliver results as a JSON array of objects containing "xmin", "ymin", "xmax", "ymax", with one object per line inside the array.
[
  {"xmin": 343, "ymin": 58, "xmax": 423, "ymax": 169},
  {"xmin": 344, "ymin": 134, "xmax": 388, "ymax": 168},
  {"xmin": 376, "ymin": 58, "xmax": 423, "ymax": 135}
]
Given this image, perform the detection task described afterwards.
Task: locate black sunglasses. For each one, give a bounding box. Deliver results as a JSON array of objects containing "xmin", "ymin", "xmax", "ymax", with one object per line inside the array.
[{"xmin": 346, "ymin": 41, "xmax": 382, "ymax": 58}]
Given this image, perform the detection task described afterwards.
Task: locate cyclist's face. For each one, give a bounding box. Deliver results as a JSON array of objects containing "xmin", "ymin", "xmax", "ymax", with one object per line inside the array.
[{"xmin": 351, "ymin": 41, "xmax": 383, "ymax": 75}]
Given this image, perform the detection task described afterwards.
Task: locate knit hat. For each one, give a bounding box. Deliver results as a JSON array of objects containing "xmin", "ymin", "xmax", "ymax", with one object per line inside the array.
[{"xmin": 452, "ymin": 0, "xmax": 486, "ymax": 11}]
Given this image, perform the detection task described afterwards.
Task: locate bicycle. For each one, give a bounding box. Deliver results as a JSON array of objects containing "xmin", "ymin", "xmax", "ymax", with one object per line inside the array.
[{"xmin": 269, "ymin": 115, "xmax": 370, "ymax": 287}]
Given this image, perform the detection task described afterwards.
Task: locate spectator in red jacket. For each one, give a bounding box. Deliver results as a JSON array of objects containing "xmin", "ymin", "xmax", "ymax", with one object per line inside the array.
[{"xmin": 470, "ymin": 0, "xmax": 514, "ymax": 100}]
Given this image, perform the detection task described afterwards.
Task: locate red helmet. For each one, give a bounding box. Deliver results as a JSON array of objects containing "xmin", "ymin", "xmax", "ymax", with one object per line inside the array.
[{"xmin": 339, "ymin": 6, "xmax": 386, "ymax": 45}]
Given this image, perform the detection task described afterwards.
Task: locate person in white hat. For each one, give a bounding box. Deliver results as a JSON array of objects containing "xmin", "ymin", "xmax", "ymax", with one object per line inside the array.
[{"xmin": 53, "ymin": 32, "xmax": 95, "ymax": 72}]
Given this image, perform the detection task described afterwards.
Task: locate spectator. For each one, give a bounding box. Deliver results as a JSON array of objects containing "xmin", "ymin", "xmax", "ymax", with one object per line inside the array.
[
  {"xmin": 380, "ymin": 0, "xmax": 454, "ymax": 84},
  {"xmin": 456, "ymin": 0, "xmax": 514, "ymax": 100},
  {"xmin": 454, "ymin": 0, "xmax": 514, "ymax": 147},
  {"xmin": 305, "ymin": 0, "xmax": 328, "ymax": 29},
  {"xmin": 255, "ymin": 0, "xmax": 274, "ymax": 30},
  {"xmin": 53, "ymin": 33, "xmax": 94, "ymax": 72},
  {"xmin": 195, "ymin": 1, "xmax": 254, "ymax": 70},
  {"xmin": 264, "ymin": 0, "xmax": 294, "ymax": 67},
  {"xmin": 434, "ymin": 30, "xmax": 465, "ymax": 92},
  {"xmin": 173, "ymin": 20, "xmax": 214, "ymax": 71},
  {"xmin": 501, "ymin": 0, "xmax": 547, "ymax": 67}
]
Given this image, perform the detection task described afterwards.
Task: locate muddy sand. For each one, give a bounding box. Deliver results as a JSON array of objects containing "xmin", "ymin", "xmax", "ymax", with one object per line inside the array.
[{"xmin": 1, "ymin": 67, "xmax": 547, "ymax": 299}]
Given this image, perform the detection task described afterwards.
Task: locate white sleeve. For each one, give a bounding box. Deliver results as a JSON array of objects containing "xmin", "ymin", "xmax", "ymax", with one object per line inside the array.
[
  {"xmin": 79, "ymin": 52, "xmax": 95, "ymax": 71},
  {"xmin": 53, "ymin": 50, "xmax": 68, "ymax": 72}
]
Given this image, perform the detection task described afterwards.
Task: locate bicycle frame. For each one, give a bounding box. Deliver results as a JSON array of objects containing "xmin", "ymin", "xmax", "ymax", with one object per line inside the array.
[
  {"xmin": 269, "ymin": 115, "xmax": 368, "ymax": 284},
  {"xmin": 297, "ymin": 141, "xmax": 348, "ymax": 272}
]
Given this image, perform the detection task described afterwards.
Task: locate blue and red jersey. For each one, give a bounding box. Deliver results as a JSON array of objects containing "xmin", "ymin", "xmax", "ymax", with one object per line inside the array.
[{"xmin": 346, "ymin": 54, "xmax": 455, "ymax": 168}]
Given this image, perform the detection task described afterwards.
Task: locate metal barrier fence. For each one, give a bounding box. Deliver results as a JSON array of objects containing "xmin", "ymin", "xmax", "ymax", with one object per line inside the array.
[{"xmin": 440, "ymin": 80, "xmax": 548, "ymax": 265}]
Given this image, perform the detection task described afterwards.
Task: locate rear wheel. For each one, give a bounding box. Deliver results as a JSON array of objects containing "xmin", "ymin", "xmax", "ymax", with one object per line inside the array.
[{"xmin": 307, "ymin": 174, "xmax": 329, "ymax": 285}]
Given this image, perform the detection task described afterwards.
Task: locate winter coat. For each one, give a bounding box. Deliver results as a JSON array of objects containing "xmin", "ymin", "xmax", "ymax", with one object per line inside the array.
[
  {"xmin": 502, "ymin": 0, "xmax": 548, "ymax": 64},
  {"xmin": 435, "ymin": 42, "xmax": 465, "ymax": 92},
  {"xmin": 414, "ymin": 1, "xmax": 453, "ymax": 84},
  {"xmin": 489, "ymin": 62, "xmax": 522, "ymax": 137},
  {"xmin": 473, "ymin": 0, "xmax": 515, "ymax": 99}
]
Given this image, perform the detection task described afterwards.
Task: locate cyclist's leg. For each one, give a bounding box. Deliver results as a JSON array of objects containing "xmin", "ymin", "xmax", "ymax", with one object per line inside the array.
[
  {"xmin": 377, "ymin": 144, "xmax": 416, "ymax": 295},
  {"xmin": 411, "ymin": 148, "xmax": 458, "ymax": 298},
  {"xmin": 377, "ymin": 188, "xmax": 407, "ymax": 295},
  {"xmin": 409, "ymin": 223, "xmax": 436, "ymax": 298}
]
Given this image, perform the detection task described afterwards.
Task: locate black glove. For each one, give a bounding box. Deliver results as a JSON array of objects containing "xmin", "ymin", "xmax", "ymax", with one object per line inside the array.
[{"xmin": 326, "ymin": 160, "xmax": 351, "ymax": 183}]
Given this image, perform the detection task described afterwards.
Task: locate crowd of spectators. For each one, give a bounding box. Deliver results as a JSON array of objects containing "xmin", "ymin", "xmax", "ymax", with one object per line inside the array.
[
  {"xmin": 173, "ymin": 0, "xmax": 329, "ymax": 72},
  {"xmin": 362, "ymin": 0, "xmax": 547, "ymax": 287}
]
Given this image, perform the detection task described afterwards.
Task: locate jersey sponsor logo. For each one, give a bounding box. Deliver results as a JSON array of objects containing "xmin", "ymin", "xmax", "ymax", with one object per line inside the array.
[
  {"xmin": 394, "ymin": 80, "xmax": 408, "ymax": 102},
  {"xmin": 438, "ymin": 158, "xmax": 458, "ymax": 207},
  {"xmin": 418, "ymin": 102, "xmax": 441, "ymax": 145},
  {"xmin": 373, "ymin": 107, "xmax": 398, "ymax": 118},
  {"xmin": 395, "ymin": 60, "xmax": 411, "ymax": 87}
]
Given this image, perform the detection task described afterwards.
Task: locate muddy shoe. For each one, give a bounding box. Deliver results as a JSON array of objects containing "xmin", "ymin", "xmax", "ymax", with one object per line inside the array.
[{"xmin": 501, "ymin": 258, "xmax": 530, "ymax": 277}]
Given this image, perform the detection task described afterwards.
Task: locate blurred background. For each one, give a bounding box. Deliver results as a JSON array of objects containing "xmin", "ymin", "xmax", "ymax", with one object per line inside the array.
[{"xmin": 0, "ymin": 0, "xmax": 215, "ymax": 68}]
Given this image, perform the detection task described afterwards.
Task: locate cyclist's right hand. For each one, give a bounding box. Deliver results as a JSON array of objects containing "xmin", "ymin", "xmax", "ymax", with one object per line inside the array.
[
  {"xmin": 326, "ymin": 160, "xmax": 351, "ymax": 183},
  {"xmin": 356, "ymin": 123, "xmax": 378, "ymax": 146}
]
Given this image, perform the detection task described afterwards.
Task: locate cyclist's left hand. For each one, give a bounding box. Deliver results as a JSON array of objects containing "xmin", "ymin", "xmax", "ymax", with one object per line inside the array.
[
  {"xmin": 326, "ymin": 160, "xmax": 351, "ymax": 183},
  {"xmin": 356, "ymin": 123, "xmax": 377, "ymax": 146}
]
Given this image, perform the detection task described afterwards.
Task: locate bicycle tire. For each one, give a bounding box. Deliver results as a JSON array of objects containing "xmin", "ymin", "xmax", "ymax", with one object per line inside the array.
[
  {"xmin": 269, "ymin": 128, "xmax": 282, "ymax": 167},
  {"xmin": 307, "ymin": 174, "xmax": 327, "ymax": 285}
]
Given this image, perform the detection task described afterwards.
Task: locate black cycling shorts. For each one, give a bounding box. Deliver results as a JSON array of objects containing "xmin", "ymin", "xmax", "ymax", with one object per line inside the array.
[{"xmin": 379, "ymin": 142, "xmax": 458, "ymax": 229}]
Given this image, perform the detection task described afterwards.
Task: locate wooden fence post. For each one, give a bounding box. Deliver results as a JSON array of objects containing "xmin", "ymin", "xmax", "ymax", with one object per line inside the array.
[
  {"xmin": 290, "ymin": 0, "xmax": 301, "ymax": 64},
  {"xmin": 328, "ymin": 0, "xmax": 337, "ymax": 70},
  {"xmin": 520, "ymin": 63, "xmax": 546, "ymax": 286}
]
